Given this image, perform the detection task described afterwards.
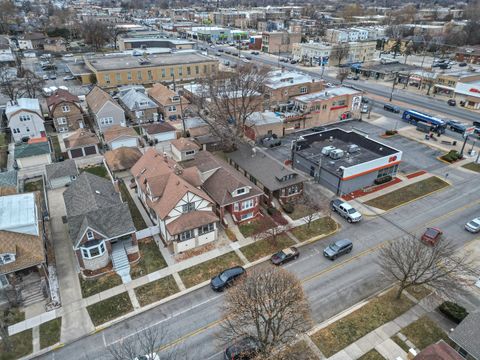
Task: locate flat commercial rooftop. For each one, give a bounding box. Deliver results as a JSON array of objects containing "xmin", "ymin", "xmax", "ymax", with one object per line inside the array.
[
  {"xmin": 295, "ymin": 86, "xmax": 359, "ymax": 102},
  {"xmin": 86, "ymin": 53, "xmax": 216, "ymax": 72}
]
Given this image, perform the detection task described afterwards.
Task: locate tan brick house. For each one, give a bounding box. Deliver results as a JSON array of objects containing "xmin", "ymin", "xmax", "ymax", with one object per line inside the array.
[{"xmin": 47, "ymin": 89, "xmax": 85, "ymax": 133}]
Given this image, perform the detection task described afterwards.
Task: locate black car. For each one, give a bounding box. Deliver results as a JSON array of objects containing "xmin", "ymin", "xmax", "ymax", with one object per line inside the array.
[
  {"xmin": 323, "ymin": 239, "xmax": 353, "ymax": 260},
  {"xmin": 384, "ymin": 104, "xmax": 400, "ymax": 113},
  {"xmin": 245, "ymin": 56, "xmax": 252, "ymax": 60},
  {"xmin": 290, "ymin": 59, "xmax": 297, "ymax": 64},
  {"xmin": 218, "ymin": 49, "xmax": 224, "ymax": 53},
  {"xmin": 225, "ymin": 50, "xmax": 232, "ymax": 54},
  {"xmin": 459, "ymin": 62, "xmax": 468, "ymax": 67},
  {"xmin": 224, "ymin": 337, "xmax": 260, "ymax": 360},
  {"xmin": 270, "ymin": 247, "xmax": 299, "ymax": 265},
  {"xmin": 447, "ymin": 120, "xmax": 467, "ymax": 133},
  {"xmin": 447, "ymin": 99, "xmax": 456, "ymax": 106},
  {"xmin": 211, "ymin": 266, "xmax": 245, "ymax": 291}
]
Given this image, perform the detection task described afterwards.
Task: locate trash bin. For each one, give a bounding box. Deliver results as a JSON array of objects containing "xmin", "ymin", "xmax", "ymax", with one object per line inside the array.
[{"xmin": 424, "ymin": 134, "xmax": 430, "ymax": 140}]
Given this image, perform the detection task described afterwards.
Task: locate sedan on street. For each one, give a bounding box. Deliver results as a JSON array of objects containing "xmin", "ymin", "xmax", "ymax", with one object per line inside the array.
[
  {"xmin": 211, "ymin": 266, "xmax": 245, "ymax": 291},
  {"xmin": 421, "ymin": 227, "xmax": 443, "ymax": 246},
  {"xmin": 465, "ymin": 217, "xmax": 480, "ymax": 233},
  {"xmin": 323, "ymin": 239, "xmax": 353, "ymax": 260},
  {"xmin": 270, "ymin": 247, "xmax": 299, "ymax": 265}
]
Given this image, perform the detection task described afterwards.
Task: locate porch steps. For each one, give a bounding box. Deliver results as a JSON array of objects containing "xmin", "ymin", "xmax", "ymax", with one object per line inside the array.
[
  {"xmin": 21, "ymin": 281, "xmax": 45, "ymax": 307},
  {"xmin": 112, "ymin": 246, "xmax": 131, "ymax": 284}
]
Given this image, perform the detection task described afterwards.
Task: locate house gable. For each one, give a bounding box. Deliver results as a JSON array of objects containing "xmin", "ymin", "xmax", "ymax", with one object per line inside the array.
[{"xmin": 167, "ymin": 191, "xmax": 211, "ymax": 219}]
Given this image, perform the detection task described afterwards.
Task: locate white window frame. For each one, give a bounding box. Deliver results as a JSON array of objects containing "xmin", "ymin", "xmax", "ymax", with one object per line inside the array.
[
  {"xmin": 179, "ymin": 229, "xmax": 195, "ymax": 241},
  {"xmin": 198, "ymin": 223, "xmax": 214, "ymax": 235},
  {"xmin": 185, "ymin": 150, "xmax": 195, "ymax": 156},
  {"xmin": 300, "ymin": 86, "xmax": 307, "ymax": 94},
  {"xmin": 57, "ymin": 117, "xmax": 67, "ymax": 124},
  {"xmin": 242, "ymin": 199, "xmax": 254, "ymax": 210},
  {"xmin": 87, "ymin": 231, "xmax": 94, "ymax": 240},
  {"xmin": 80, "ymin": 240, "xmax": 106, "ymax": 259},
  {"xmin": 168, "ymin": 105, "xmax": 177, "ymax": 112},
  {"xmin": 240, "ymin": 212, "xmax": 254, "ymax": 221},
  {"xmin": 182, "ymin": 202, "xmax": 195, "ymax": 213},
  {"xmin": 0, "ymin": 253, "xmax": 15, "ymax": 265},
  {"xmin": 100, "ymin": 117, "xmax": 114, "ymax": 125},
  {"xmin": 58, "ymin": 127, "xmax": 68, "ymax": 133},
  {"xmin": 62, "ymin": 105, "xmax": 70, "ymax": 113}
]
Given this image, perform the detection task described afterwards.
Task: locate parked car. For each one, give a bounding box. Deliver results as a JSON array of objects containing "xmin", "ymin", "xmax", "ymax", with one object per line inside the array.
[
  {"xmin": 49, "ymin": 74, "xmax": 57, "ymax": 80},
  {"xmin": 225, "ymin": 50, "xmax": 232, "ymax": 54},
  {"xmin": 421, "ymin": 227, "xmax": 443, "ymax": 246},
  {"xmin": 311, "ymin": 126, "xmax": 326, "ymax": 132},
  {"xmin": 250, "ymin": 51, "xmax": 259, "ymax": 55},
  {"xmin": 447, "ymin": 120, "xmax": 467, "ymax": 133},
  {"xmin": 459, "ymin": 62, "xmax": 468, "ymax": 67},
  {"xmin": 383, "ymin": 104, "xmax": 400, "ymax": 113},
  {"xmin": 330, "ymin": 199, "xmax": 362, "ymax": 223},
  {"xmin": 361, "ymin": 104, "xmax": 369, "ymax": 113},
  {"xmin": 245, "ymin": 56, "xmax": 252, "ymax": 60},
  {"xmin": 447, "ymin": 99, "xmax": 456, "ymax": 106},
  {"xmin": 42, "ymin": 74, "xmax": 49, "ymax": 80},
  {"xmin": 210, "ymin": 266, "xmax": 245, "ymax": 291},
  {"xmin": 290, "ymin": 59, "xmax": 297, "ymax": 64},
  {"xmin": 270, "ymin": 247, "xmax": 299, "ymax": 265},
  {"xmin": 261, "ymin": 134, "xmax": 281, "ymax": 147},
  {"xmin": 465, "ymin": 217, "xmax": 480, "ymax": 233},
  {"xmin": 352, "ymin": 75, "xmax": 360, "ymax": 80},
  {"xmin": 323, "ymin": 239, "xmax": 353, "ymax": 260},
  {"xmin": 224, "ymin": 337, "xmax": 260, "ymax": 360},
  {"xmin": 218, "ymin": 49, "xmax": 224, "ymax": 53},
  {"xmin": 63, "ymin": 75, "xmax": 75, "ymax": 81}
]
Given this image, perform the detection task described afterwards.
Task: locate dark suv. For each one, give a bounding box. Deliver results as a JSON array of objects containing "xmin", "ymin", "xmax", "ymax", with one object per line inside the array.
[
  {"xmin": 447, "ymin": 120, "xmax": 467, "ymax": 133},
  {"xmin": 224, "ymin": 337, "xmax": 260, "ymax": 360},
  {"xmin": 323, "ymin": 239, "xmax": 353, "ymax": 260},
  {"xmin": 211, "ymin": 266, "xmax": 246, "ymax": 291}
]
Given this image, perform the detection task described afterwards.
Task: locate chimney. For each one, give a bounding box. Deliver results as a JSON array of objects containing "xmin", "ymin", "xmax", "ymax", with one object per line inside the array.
[
  {"xmin": 174, "ymin": 164, "xmax": 183, "ymax": 175},
  {"xmin": 163, "ymin": 151, "xmax": 168, "ymax": 162}
]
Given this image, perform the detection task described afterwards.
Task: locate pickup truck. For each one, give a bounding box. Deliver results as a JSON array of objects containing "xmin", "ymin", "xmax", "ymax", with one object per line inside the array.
[{"xmin": 330, "ymin": 199, "xmax": 362, "ymax": 223}]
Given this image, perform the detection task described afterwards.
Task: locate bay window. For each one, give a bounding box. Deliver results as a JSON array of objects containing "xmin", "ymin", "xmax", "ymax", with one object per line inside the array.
[
  {"xmin": 242, "ymin": 199, "xmax": 254, "ymax": 210},
  {"xmin": 80, "ymin": 240, "xmax": 106, "ymax": 259}
]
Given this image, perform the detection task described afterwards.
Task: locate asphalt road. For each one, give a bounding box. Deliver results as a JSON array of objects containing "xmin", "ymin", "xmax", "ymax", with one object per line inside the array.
[{"xmin": 37, "ymin": 159, "xmax": 480, "ymax": 360}]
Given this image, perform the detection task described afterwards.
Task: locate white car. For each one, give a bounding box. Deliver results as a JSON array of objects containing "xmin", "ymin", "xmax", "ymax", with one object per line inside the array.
[
  {"xmin": 465, "ymin": 217, "xmax": 480, "ymax": 233},
  {"xmin": 134, "ymin": 353, "xmax": 160, "ymax": 360}
]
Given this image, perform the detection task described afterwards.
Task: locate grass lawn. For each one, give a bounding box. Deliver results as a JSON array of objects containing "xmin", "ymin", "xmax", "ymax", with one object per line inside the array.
[
  {"xmin": 392, "ymin": 335, "xmax": 411, "ymax": 353},
  {"xmin": 288, "ymin": 204, "xmax": 316, "ymax": 220},
  {"xmin": 133, "ymin": 126, "xmax": 141, "ymax": 135},
  {"xmin": 241, "ymin": 234, "xmax": 295, "ymax": 262},
  {"xmin": 238, "ymin": 216, "xmax": 276, "ymax": 238},
  {"xmin": 406, "ymin": 285, "xmax": 432, "ymax": 301},
  {"xmin": 4, "ymin": 307, "xmax": 25, "ymax": 326},
  {"xmin": 311, "ymin": 288, "xmax": 415, "ymax": 357},
  {"xmin": 134, "ymin": 275, "xmax": 179, "ymax": 307},
  {"xmin": 364, "ymin": 177, "xmax": 449, "ymax": 211},
  {"xmin": 82, "ymin": 165, "xmax": 110, "ymax": 179},
  {"xmin": 87, "ymin": 292, "xmax": 133, "ymax": 326},
  {"xmin": 0, "ymin": 132, "xmax": 7, "ymax": 169},
  {"xmin": 24, "ymin": 179, "xmax": 43, "ymax": 193},
  {"xmin": 0, "ymin": 329, "xmax": 33, "ymax": 360},
  {"xmin": 291, "ymin": 217, "xmax": 337, "ymax": 242},
  {"xmin": 79, "ymin": 273, "xmax": 123, "ymax": 298},
  {"xmin": 359, "ymin": 349, "xmax": 385, "ymax": 360},
  {"xmin": 39, "ymin": 318, "xmax": 62, "ymax": 349},
  {"xmin": 280, "ymin": 340, "xmax": 319, "ymax": 359},
  {"xmin": 401, "ymin": 316, "xmax": 450, "ymax": 350},
  {"xmin": 131, "ymin": 238, "xmax": 167, "ymax": 280},
  {"xmin": 50, "ymin": 135, "xmax": 62, "ymax": 160},
  {"xmin": 462, "ymin": 162, "xmax": 480, "ymax": 173},
  {"xmin": 119, "ymin": 181, "xmax": 147, "ymax": 230},
  {"xmin": 179, "ymin": 251, "xmax": 243, "ymax": 288}
]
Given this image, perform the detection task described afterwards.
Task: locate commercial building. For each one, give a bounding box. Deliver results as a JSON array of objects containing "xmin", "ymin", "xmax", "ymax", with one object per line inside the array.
[
  {"xmin": 325, "ymin": 28, "xmax": 369, "ymax": 43},
  {"xmin": 261, "ymin": 31, "xmax": 301, "ymax": 54},
  {"xmin": 73, "ymin": 53, "xmax": 219, "ymax": 88},
  {"xmin": 292, "ymin": 128, "xmax": 402, "ymax": 195},
  {"xmin": 118, "ymin": 36, "xmax": 195, "ymax": 51},
  {"xmin": 292, "ymin": 41, "xmax": 376, "ymax": 65}
]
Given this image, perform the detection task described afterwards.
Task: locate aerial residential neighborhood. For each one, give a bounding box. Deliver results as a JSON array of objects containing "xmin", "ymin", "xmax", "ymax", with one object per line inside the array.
[{"xmin": 0, "ymin": 0, "xmax": 480, "ymax": 360}]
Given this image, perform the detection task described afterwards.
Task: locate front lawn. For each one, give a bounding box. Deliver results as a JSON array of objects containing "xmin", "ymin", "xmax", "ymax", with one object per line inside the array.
[
  {"xmin": 400, "ymin": 316, "xmax": 450, "ymax": 351},
  {"xmin": 462, "ymin": 162, "xmax": 480, "ymax": 173},
  {"xmin": 280, "ymin": 340, "xmax": 319, "ymax": 360},
  {"xmin": 131, "ymin": 238, "xmax": 167, "ymax": 280},
  {"xmin": 179, "ymin": 251, "xmax": 243, "ymax": 288},
  {"xmin": 82, "ymin": 165, "xmax": 110, "ymax": 179},
  {"xmin": 364, "ymin": 177, "xmax": 449, "ymax": 211},
  {"xmin": 291, "ymin": 217, "xmax": 337, "ymax": 242},
  {"xmin": 134, "ymin": 275, "xmax": 179, "ymax": 307},
  {"xmin": 240, "ymin": 234, "xmax": 295, "ymax": 262},
  {"xmin": 310, "ymin": 288, "xmax": 414, "ymax": 357},
  {"xmin": 0, "ymin": 329, "xmax": 32, "ymax": 360},
  {"xmin": 288, "ymin": 204, "xmax": 316, "ymax": 220},
  {"xmin": 0, "ymin": 132, "xmax": 7, "ymax": 170},
  {"xmin": 119, "ymin": 181, "xmax": 147, "ymax": 230},
  {"xmin": 4, "ymin": 307, "xmax": 25, "ymax": 326},
  {"xmin": 86, "ymin": 292, "xmax": 133, "ymax": 326},
  {"xmin": 238, "ymin": 216, "xmax": 276, "ymax": 238},
  {"xmin": 79, "ymin": 273, "xmax": 123, "ymax": 298},
  {"xmin": 39, "ymin": 317, "xmax": 62, "ymax": 349},
  {"xmin": 359, "ymin": 349, "xmax": 385, "ymax": 360},
  {"xmin": 24, "ymin": 178, "xmax": 45, "ymax": 206}
]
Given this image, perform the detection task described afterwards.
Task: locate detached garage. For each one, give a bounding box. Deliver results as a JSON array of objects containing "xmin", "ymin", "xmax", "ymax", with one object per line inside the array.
[
  {"xmin": 63, "ymin": 129, "xmax": 100, "ymax": 159},
  {"xmin": 103, "ymin": 124, "xmax": 139, "ymax": 150},
  {"xmin": 141, "ymin": 122, "xmax": 177, "ymax": 143},
  {"xmin": 46, "ymin": 159, "xmax": 79, "ymax": 189},
  {"xmin": 14, "ymin": 139, "xmax": 52, "ymax": 169}
]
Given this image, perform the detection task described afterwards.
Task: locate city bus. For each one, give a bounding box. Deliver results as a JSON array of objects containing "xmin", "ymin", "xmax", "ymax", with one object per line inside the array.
[{"xmin": 402, "ymin": 109, "xmax": 447, "ymax": 133}]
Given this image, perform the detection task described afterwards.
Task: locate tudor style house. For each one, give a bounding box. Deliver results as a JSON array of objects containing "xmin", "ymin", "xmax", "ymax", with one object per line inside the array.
[
  {"xmin": 131, "ymin": 148, "xmax": 219, "ymax": 253},
  {"xmin": 6, "ymin": 98, "xmax": 46, "ymax": 143},
  {"xmin": 63, "ymin": 173, "xmax": 138, "ymax": 282},
  {"xmin": 47, "ymin": 89, "xmax": 85, "ymax": 133},
  {"xmin": 86, "ymin": 86, "xmax": 126, "ymax": 133}
]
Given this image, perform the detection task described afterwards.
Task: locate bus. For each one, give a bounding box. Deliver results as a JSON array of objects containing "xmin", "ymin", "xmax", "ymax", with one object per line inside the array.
[{"xmin": 402, "ymin": 110, "xmax": 447, "ymax": 133}]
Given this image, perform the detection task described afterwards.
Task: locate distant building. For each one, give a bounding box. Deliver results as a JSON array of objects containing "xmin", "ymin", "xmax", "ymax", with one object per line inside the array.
[
  {"xmin": 262, "ymin": 31, "xmax": 301, "ymax": 54},
  {"xmin": 118, "ymin": 36, "xmax": 195, "ymax": 51},
  {"xmin": 292, "ymin": 41, "xmax": 376, "ymax": 65}
]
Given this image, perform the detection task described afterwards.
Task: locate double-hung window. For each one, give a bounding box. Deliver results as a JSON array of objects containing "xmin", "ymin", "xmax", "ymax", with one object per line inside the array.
[
  {"xmin": 179, "ymin": 230, "xmax": 194, "ymax": 241},
  {"xmin": 182, "ymin": 202, "xmax": 195, "ymax": 213},
  {"xmin": 242, "ymin": 199, "xmax": 254, "ymax": 210},
  {"xmin": 199, "ymin": 223, "xmax": 214, "ymax": 235}
]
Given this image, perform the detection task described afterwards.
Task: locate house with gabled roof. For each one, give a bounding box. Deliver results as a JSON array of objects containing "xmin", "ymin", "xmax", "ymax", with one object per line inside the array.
[
  {"xmin": 131, "ymin": 148, "xmax": 218, "ymax": 253},
  {"xmin": 86, "ymin": 86, "xmax": 126, "ymax": 133},
  {"xmin": 118, "ymin": 87, "xmax": 158, "ymax": 124},
  {"xmin": 47, "ymin": 89, "xmax": 85, "ymax": 133},
  {"xmin": 6, "ymin": 98, "xmax": 46, "ymax": 143}
]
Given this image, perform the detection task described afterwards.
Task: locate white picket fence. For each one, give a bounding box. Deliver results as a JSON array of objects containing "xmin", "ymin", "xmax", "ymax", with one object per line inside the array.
[{"xmin": 136, "ymin": 226, "xmax": 160, "ymax": 240}]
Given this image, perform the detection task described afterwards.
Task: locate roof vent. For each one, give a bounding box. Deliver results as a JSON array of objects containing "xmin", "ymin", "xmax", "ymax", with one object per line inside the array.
[{"xmin": 95, "ymin": 190, "xmax": 101, "ymax": 194}]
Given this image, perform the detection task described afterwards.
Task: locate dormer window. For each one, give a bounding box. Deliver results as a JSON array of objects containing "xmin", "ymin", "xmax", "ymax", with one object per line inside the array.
[
  {"xmin": 233, "ymin": 187, "xmax": 249, "ymax": 197},
  {"xmin": 171, "ymin": 95, "xmax": 180, "ymax": 103},
  {"xmin": 0, "ymin": 253, "xmax": 15, "ymax": 265},
  {"xmin": 87, "ymin": 231, "xmax": 94, "ymax": 240},
  {"xmin": 62, "ymin": 105, "xmax": 70, "ymax": 113},
  {"xmin": 276, "ymin": 173, "xmax": 296, "ymax": 182}
]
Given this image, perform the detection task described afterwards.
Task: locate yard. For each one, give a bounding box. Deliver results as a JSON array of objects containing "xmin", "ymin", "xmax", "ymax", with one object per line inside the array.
[
  {"xmin": 119, "ymin": 181, "xmax": 147, "ymax": 230},
  {"xmin": 240, "ymin": 234, "xmax": 295, "ymax": 262},
  {"xmin": 406, "ymin": 285, "xmax": 432, "ymax": 301},
  {"xmin": 82, "ymin": 165, "xmax": 110, "ymax": 179},
  {"xmin": 359, "ymin": 349, "xmax": 385, "ymax": 360},
  {"xmin": 398, "ymin": 316, "xmax": 450, "ymax": 351},
  {"xmin": 280, "ymin": 341, "xmax": 319, "ymax": 359},
  {"xmin": 39, "ymin": 318, "xmax": 62, "ymax": 349},
  {"xmin": 238, "ymin": 216, "xmax": 276, "ymax": 238},
  {"xmin": 290, "ymin": 217, "xmax": 337, "ymax": 242},
  {"xmin": 24, "ymin": 178, "xmax": 45, "ymax": 207},
  {"xmin": 0, "ymin": 132, "xmax": 7, "ymax": 170},
  {"xmin": 79, "ymin": 273, "xmax": 123, "ymax": 298},
  {"xmin": 462, "ymin": 162, "xmax": 480, "ymax": 173},
  {"xmin": 179, "ymin": 251, "xmax": 243, "ymax": 288},
  {"xmin": 134, "ymin": 275, "xmax": 179, "ymax": 307},
  {"xmin": 50, "ymin": 135, "xmax": 62, "ymax": 160},
  {"xmin": 364, "ymin": 177, "xmax": 449, "ymax": 211},
  {"xmin": 131, "ymin": 238, "xmax": 167, "ymax": 280},
  {"xmin": 86, "ymin": 292, "xmax": 133, "ymax": 326},
  {"xmin": 310, "ymin": 288, "xmax": 414, "ymax": 357},
  {"xmin": 0, "ymin": 329, "xmax": 32, "ymax": 360},
  {"xmin": 288, "ymin": 204, "xmax": 316, "ymax": 220}
]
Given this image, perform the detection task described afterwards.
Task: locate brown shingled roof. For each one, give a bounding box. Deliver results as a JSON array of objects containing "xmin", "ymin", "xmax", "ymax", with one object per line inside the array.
[
  {"xmin": 166, "ymin": 211, "xmax": 218, "ymax": 235},
  {"xmin": 63, "ymin": 129, "xmax": 100, "ymax": 149},
  {"xmin": 86, "ymin": 86, "xmax": 119, "ymax": 114},
  {"xmin": 46, "ymin": 89, "xmax": 79, "ymax": 109},
  {"xmin": 148, "ymin": 83, "xmax": 189, "ymax": 106},
  {"xmin": 414, "ymin": 341, "xmax": 463, "ymax": 360},
  {"xmin": 171, "ymin": 138, "xmax": 200, "ymax": 152},
  {"xmin": 104, "ymin": 147, "xmax": 143, "ymax": 172},
  {"xmin": 142, "ymin": 122, "xmax": 177, "ymax": 135},
  {"xmin": 103, "ymin": 125, "xmax": 138, "ymax": 144}
]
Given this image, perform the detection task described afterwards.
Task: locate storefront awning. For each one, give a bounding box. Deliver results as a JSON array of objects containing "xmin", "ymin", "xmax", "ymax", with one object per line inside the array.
[{"xmin": 433, "ymin": 84, "xmax": 454, "ymax": 91}]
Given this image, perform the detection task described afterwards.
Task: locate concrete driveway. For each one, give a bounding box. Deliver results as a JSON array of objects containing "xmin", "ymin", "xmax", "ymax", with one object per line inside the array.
[{"xmin": 47, "ymin": 187, "xmax": 94, "ymax": 342}]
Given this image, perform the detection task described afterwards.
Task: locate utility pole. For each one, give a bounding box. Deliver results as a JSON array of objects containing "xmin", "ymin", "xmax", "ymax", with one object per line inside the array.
[
  {"xmin": 389, "ymin": 72, "xmax": 398, "ymax": 102},
  {"xmin": 460, "ymin": 134, "xmax": 469, "ymax": 158}
]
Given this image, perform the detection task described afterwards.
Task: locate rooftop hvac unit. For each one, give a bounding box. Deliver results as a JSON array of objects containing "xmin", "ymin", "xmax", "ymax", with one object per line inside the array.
[
  {"xmin": 348, "ymin": 144, "xmax": 360, "ymax": 153},
  {"xmin": 321, "ymin": 145, "xmax": 336, "ymax": 156},
  {"xmin": 329, "ymin": 149, "xmax": 344, "ymax": 160}
]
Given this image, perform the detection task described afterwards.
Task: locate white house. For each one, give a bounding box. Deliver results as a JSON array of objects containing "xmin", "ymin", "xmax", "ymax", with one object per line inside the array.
[{"xmin": 6, "ymin": 98, "xmax": 46, "ymax": 143}]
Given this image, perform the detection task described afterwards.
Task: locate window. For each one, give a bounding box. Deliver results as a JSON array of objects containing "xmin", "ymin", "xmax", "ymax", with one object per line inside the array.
[
  {"xmin": 104, "ymin": 74, "xmax": 110, "ymax": 84},
  {"xmin": 87, "ymin": 231, "xmax": 94, "ymax": 240},
  {"xmin": 242, "ymin": 199, "xmax": 254, "ymax": 210},
  {"xmin": 377, "ymin": 164, "xmax": 398, "ymax": 178},
  {"xmin": 57, "ymin": 117, "xmax": 67, "ymax": 124},
  {"xmin": 249, "ymin": 175, "xmax": 257, "ymax": 185},
  {"xmin": 0, "ymin": 253, "xmax": 15, "ymax": 265},
  {"xmin": 286, "ymin": 185, "xmax": 299, "ymax": 195},
  {"xmin": 203, "ymin": 65, "xmax": 207, "ymax": 73},
  {"xmin": 170, "ymin": 67, "xmax": 174, "ymax": 77},
  {"xmin": 13, "ymin": 128, "xmax": 20, "ymax": 134},
  {"xmin": 19, "ymin": 114, "xmax": 31, "ymax": 122},
  {"xmin": 137, "ymin": 71, "xmax": 142, "ymax": 80},
  {"xmin": 195, "ymin": 66, "xmax": 199, "ymax": 75},
  {"xmin": 127, "ymin": 72, "xmax": 132, "ymax": 80},
  {"xmin": 58, "ymin": 127, "xmax": 68, "ymax": 133},
  {"xmin": 185, "ymin": 150, "xmax": 195, "ymax": 156},
  {"xmin": 167, "ymin": 105, "xmax": 177, "ymax": 112},
  {"xmin": 80, "ymin": 240, "xmax": 106, "ymax": 259},
  {"xmin": 300, "ymin": 87, "xmax": 307, "ymax": 94},
  {"xmin": 187, "ymin": 66, "xmax": 191, "ymax": 75},
  {"xmin": 26, "ymin": 127, "xmax": 30, "ymax": 132},
  {"xmin": 115, "ymin": 73, "xmax": 121, "ymax": 82},
  {"xmin": 178, "ymin": 67, "xmax": 183, "ymax": 76},
  {"xmin": 161, "ymin": 68, "xmax": 166, "ymax": 78},
  {"xmin": 179, "ymin": 229, "xmax": 194, "ymax": 241},
  {"xmin": 322, "ymin": 104, "xmax": 327, "ymax": 110},
  {"xmin": 240, "ymin": 212, "xmax": 254, "ymax": 221},
  {"xmin": 182, "ymin": 202, "xmax": 195, "ymax": 213},
  {"xmin": 100, "ymin": 117, "xmax": 114, "ymax": 125},
  {"xmin": 199, "ymin": 223, "xmax": 214, "ymax": 235}
]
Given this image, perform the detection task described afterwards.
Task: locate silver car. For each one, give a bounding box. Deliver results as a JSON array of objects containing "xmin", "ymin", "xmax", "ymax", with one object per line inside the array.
[{"xmin": 465, "ymin": 217, "xmax": 480, "ymax": 233}]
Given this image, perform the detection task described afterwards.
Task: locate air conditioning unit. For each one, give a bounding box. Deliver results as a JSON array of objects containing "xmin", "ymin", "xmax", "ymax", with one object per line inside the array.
[
  {"xmin": 348, "ymin": 144, "xmax": 360, "ymax": 153},
  {"xmin": 329, "ymin": 149, "xmax": 344, "ymax": 160},
  {"xmin": 321, "ymin": 145, "xmax": 336, "ymax": 156}
]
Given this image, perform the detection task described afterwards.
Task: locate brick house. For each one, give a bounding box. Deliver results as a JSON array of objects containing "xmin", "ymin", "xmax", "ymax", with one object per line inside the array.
[
  {"xmin": 118, "ymin": 87, "xmax": 158, "ymax": 124},
  {"xmin": 148, "ymin": 83, "xmax": 190, "ymax": 122},
  {"xmin": 183, "ymin": 151, "xmax": 264, "ymax": 224},
  {"xmin": 47, "ymin": 89, "xmax": 85, "ymax": 133}
]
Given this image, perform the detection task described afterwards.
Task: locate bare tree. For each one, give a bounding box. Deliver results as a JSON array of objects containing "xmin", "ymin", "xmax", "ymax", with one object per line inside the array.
[
  {"xmin": 294, "ymin": 196, "xmax": 320, "ymax": 229},
  {"xmin": 0, "ymin": 65, "xmax": 21, "ymax": 101},
  {"xmin": 377, "ymin": 236, "xmax": 477, "ymax": 300},
  {"xmin": 82, "ymin": 19, "xmax": 110, "ymax": 50},
  {"xmin": 330, "ymin": 43, "xmax": 350, "ymax": 66},
  {"xmin": 336, "ymin": 68, "xmax": 350, "ymax": 84},
  {"xmin": 220, "ymin": 266, "xmax": 312, "ymax": 356},
  {"xmin": 253, "ymin": 216, "xmax": 288, "ymax": 246},
  {"xmin": 0, "ymin": 0, "xmax": 16, "ymax": 33},
  {"xmin": 188, "ymin": 63, "xmax": 270, "ymax": 151},
  {"xmin": 19, "ymin": 69, "xmax": 45, "ymax": 99}
]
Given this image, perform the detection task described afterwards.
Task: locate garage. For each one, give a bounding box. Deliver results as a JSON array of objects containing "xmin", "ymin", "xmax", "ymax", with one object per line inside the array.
[
  {"xmin": 70, "ymin": 148, "xmax": 83, "ymax": 158},
  {"xmin": 141, "ymin": 123, "xmax": 177, "ymax": 144},
  {"xmin": 109, "ymin": 137, "xmax": 138, "ymax": 150},
  {"xmin": 84, "ymin": 146, "xmax": 98, "ymax": 155},
  {"xmin": 46, "ymin": 159, "xmax": 79, "ymax": 189}
]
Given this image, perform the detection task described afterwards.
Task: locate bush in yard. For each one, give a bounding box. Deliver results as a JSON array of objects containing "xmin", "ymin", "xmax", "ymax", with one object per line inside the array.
[
  {"xmin": 267, "ymin": 207, "xmax": 278, "ymax": 216},
  {"xmin": 442, "ymin": 150, "xmax": 462, "ymax": 163},
  {"xmin": 374, "ymin": 175, "xmax": 392, "ymax": 185},
  {"xmin": 385, "ymin": 130, "xmax": 398, "ymax": 136},
  {"xmin": 225, "ymin": 228, "xmax": 237, "ymax": 241},
  {"xmin": 281, "ymin": 203, "xmax": 294, "ymax": 214},
  {"xmin": 438, "ymin": 301, "xmax": 468, "ymax": 324}
]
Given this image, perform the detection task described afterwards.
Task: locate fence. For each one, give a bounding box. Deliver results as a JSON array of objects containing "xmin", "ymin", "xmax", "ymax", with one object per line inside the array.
[{"xmin": 135, "ymin": 226, "xmax": 160, "ymax": 240}]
